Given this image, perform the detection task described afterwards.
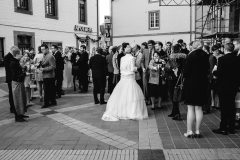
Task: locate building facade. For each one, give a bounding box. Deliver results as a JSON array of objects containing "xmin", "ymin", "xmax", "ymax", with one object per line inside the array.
[
  {"xmin": 0, "ymin": 0, "xmax": 98, "ymax": 63},
  {"xmin": 111, "ymin": 0, "xmax": 195, "ymax": 46}
]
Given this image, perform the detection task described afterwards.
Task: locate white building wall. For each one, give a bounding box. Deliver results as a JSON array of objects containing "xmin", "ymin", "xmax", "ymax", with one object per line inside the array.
[
  {"xmin": 0, "ymin": 0, "xmax": 98, "ymax": 54},
  {"xmin": 112, "ymin": 0, "xmax": 195, "ymax": 45}
]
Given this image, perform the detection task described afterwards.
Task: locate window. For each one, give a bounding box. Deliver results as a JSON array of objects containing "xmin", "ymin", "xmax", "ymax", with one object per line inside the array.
[
  {"xmin": 14, "ymin": 31, "xmax": 35, "ymax": 54},
  {"xmin": 42, "ymin": 41, "xmax": 62, "ymax": 50},
  {"xmin": 14, "ymin": 0, "xmax": 32, "ymax": 15},
  {"xmin": 79, "ymin": 0, "xmax": 87, "ymax": 24},
  {"xmin": 149, "ymin": 11, "xmax": 160, "ymax": 30},
  {"xmin": 149, "ymin": 0, "xmax": 159, "ymax": 3},
  {"xmin": 45, "ymin": 0, "xmax": 58, "ymax": 19}
]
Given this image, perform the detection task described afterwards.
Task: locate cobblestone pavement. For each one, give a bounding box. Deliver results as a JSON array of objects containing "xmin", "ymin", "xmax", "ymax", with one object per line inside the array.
[{"xmin": 0, "ymin": 83, "xmax": 240, "ymax": 160}]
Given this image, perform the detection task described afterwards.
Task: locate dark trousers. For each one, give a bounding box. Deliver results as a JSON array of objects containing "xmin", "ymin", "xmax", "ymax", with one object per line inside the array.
[
  {"xmin": 55, "ymin": 71, "xmax": 63, "ymax": 95},
  {"xmin": 7, "ymin": 82, "xmax": 16, "ymax": 114},
  {"xmin": 107, "ymin": 72, "xmax": 114, "ymax": 94},
  {"xmin": 43, "ymin": 78, "xmax": 56, "ymax": 105},
  {"xmin": 79, "ymin": 72, "xmax": 88, "ymax": 92},
  {"xmin": 56, "ymin": 78, "xmax": 63, "ymax": 96},
  {"xmin": 136, "ymin": 79, "xmax": 143, "ymax": 91},
  {"xmin": 219, "ymin": 91, "xmax": 237, "ymax": 131},
  {"xmin": 93, "ymin": 76, "xmax": 105, "ymax": 103},
  {"xmin": 171, "ymin": 102, "xmax": 180, "ymax": 115}
]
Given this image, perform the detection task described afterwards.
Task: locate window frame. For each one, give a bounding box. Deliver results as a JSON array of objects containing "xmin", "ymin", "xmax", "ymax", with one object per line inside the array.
[
  {"xmin": 45, "ymin": 0, "xmax": 58, "ymax": 20},
  {"xmin": 14, "ymin": 0, "xmax": 33, "ymax": 15},
  {"xmin": 148, "ymin": 0, "xmax": 159, "ymax": 3},
  {"xmin": 78, "ymin": 0, "xmax": 88, "ymax": 25},
  {"xmin": 148, "ymin": 10, "xmax": 160, "ymax": 30}
]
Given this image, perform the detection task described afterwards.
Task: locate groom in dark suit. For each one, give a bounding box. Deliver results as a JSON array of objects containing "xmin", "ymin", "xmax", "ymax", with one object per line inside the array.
[
  {"xmin": 89, "ymin": 47, "xmax": 107, "ymax": 104},
  {"xmin": 213, "ymin": 43, "xmax": 240, "ymax": 135}
]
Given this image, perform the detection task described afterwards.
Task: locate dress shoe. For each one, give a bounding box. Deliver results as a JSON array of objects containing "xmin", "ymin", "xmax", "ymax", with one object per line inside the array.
[
  {"xmin": 41, "ymin": 104, "xmax": 50, "ymax": 108},
  {"xmin": 168, "ymin": 113, "xmax": 175, "ymax": 117},
  {"xmin": 20, "ymin": 115, "xmax": 29, "ymax": 118},
  {"xmin": 95, "ymin": 101, "xmax": 100, "ymax": 104},
  {"xmin": 228, "ymin": 130, "xmax": 236, "ymax": 134},
  {"xmin": 51, "ymin": 101, "xmax": 57, "ymax": 106},
  {"xmin": 100, "ymin": 101, "xmax": 107, "ymax": 105},
  {"xmin": 212, "ymin": 129, "xmax": 228, "ymax": 135},
  {"xmin": 15, "ymin": 117, "xmax": 26, "ymax": 122},
  {"xmin": 172, "ymin": 114, "xmax": 182, "ymax": 121}
]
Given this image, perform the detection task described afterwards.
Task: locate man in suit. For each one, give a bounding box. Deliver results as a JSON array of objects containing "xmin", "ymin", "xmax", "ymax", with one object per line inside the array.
[
  {"xmin": 79, "ymin": 45, "xmax": 89, "ymax": 93},
  {"xmin": 4, "ymin": 46, "xmax": 18, "ymax": 114},
  {"xmin": 40, "ymin": 44, "xmax": 57, "ymax": 108},
  {"xmin": 213, "ymin": 43, "xmax": 240, "ymax": 135},
  {"xmin": 106, "ymin": 46, "xmax": 114, "ymax": 94},
  {"xmin": 51, "ymin": 45, "xmax": 64, "ymax": 98},
  {"xmin": 141, "ymin": 40, "xmax": 155, "ymax": 105},
  {"xmin": 117, "ymin": 42, "xmax": 129, "ymax": 74},
  {"xmin": 89, "ymin": 47, "xmax": 107, "ymax": 104}
]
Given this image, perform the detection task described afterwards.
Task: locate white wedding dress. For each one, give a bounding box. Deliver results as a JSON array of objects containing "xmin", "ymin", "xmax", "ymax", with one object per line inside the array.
[{"xmin": 102, "ymin": 54, "xmax": 148, "ymax": 121}]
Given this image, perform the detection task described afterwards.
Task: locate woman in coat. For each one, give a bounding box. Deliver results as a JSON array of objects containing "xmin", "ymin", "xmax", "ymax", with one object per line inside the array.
[
  {"xmin": 166, "ymin": 44, "xmax": 186, "ymax": 121},
  {"xmin": 183, "ymin": 41, "xmax": 210, "ymax": 138}
]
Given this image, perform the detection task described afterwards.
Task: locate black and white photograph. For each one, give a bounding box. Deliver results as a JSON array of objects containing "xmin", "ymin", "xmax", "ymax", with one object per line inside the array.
[{"xmin": 0, "ymin": 0, "xmax": 240, "ymax": 159}]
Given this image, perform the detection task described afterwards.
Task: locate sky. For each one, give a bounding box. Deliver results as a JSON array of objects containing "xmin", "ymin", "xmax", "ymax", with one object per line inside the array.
[{"xmin": 99, "ymin": 0, "xmax": 111, "ymax": 24}]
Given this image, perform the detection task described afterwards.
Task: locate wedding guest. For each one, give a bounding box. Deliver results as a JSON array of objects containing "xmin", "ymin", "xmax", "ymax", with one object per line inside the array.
[
  {"xmin": 10, "ymin": 46, "xmax": 28, "ymax": 122},
  {"xmin": 106, "ymin": 46, "xmax": 114, "ymax": 94},
  {"xmin": 4, "ymin": 46, "xmax": 17, "ymax": 114},
  {"xmin": 117, "ymin": 43, "xmax": 129, "ymax": 74},
  {"xmin": 211, "ymin": 45, "xmax": 223, "ymax": 109},
  {"xmin": 63, "ymin": 47, "xmax": 73, "ymax": 89},
  {"xmin": 165, "ymin": 41, "xmax": 172, "ymax": 56},
  {"xmin": 112, "ymin": 46, "xmax": 120, "ymax": 88},
  {"xmin": 141, "ymin": 42, "xmax": 148, "ymax": 52},
  {"xmin": 33, "ymin": 46, "xmax": 44, "ymax": 102},
  {"xmin": 183, "ymin": 40, "xmax": 209, "ymax": 138},
  {"xmin": 148, "ymin": 51, "xmax": 165, "ymax": 110},
  {"xmin": 155, "ymin": 41, "xmax": 168, "ymax": 101},
  {"xmin": 20, "ymin": 50, "xmax": 34, "ymax": 107},
  {"xmin": 133, "ymin": 44, "xmax": 143, "ymax": 89},
  {"xmin": 89, "ymin": 47, "xmax": 107, "ymax": 104},
  {"xmin": 72, "ymin": 53, "xmax": 80, "ymax": 91},
  {"xmin": 212, "ymin": 43, "xmax": 240, "ymax": 135},
  {"xmin": 155, "ymin": 41, "xmax": 167, "ymax": 60},
  {"xmin": 52, "ymin": 45, "xmax": 64, "ymax": 98},
  {"xmin": 79, "ymin": 45, "xmax": 89, "ymax": 93},
  {"xmin": 166, "ymin": 44, "xmax": 186, "ymax": 120},
  {"xmin": 202, "ymin": 45, "xmax": 211, "ymax": 114},
  {"xmin": 40, "ymin": 44, "xmax": 56, "ymax": 108},
  {"xmin": 181, "ymin": 43, "xmax": 190, "ymax": 55},
  {"xmin": 141, "ymin": 40, "xmax": 155, "ymax": 105}
]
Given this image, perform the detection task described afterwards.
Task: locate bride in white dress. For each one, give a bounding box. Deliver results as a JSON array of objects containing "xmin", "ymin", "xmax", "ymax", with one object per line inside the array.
[{"xmin": 102, "ymin": 45, "xmax": 148, "ymax": 121}]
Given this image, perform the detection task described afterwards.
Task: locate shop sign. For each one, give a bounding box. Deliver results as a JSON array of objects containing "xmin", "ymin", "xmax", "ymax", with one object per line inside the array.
[
  {"xmin": 104, "ymin": 16, "xmax": 111, "ymax": 23},
  {"xmin": 74, "ymin": 25, "xmax": 92, "ymax": 33}
]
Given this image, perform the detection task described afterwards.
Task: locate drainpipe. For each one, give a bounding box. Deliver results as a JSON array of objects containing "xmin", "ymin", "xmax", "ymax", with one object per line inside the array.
[{"xmin": 97, "ymin": 0, "xmax": 99, "ymax": 47}]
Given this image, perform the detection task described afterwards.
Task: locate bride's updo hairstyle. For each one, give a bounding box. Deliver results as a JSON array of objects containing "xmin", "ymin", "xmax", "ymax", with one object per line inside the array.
[{"xmin": 125, "ymin": 45, "xmax": 132, "ymax": 54}]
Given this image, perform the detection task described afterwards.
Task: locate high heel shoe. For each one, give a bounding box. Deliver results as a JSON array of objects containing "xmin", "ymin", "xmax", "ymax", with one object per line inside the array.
[
  {"xmin": 194, "ymin": 133, "xmax": 203, "ymax": 138},
  {"xmin": 184, "ymin": 131, "xmax": 194, "ymax": 138},
  {"xmin": 172, "ymin": 114, "xmax": 182, "ymax": 121}
]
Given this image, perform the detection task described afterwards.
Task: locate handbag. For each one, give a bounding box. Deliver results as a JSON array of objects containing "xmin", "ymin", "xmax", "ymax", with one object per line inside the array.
[
  {"xmin": 173, "ymin": 73, "xmax": 184, "ymax": 102},
  {"xmin": 149, "ymin": 70, "xmax": 159, "ymax": 85}
]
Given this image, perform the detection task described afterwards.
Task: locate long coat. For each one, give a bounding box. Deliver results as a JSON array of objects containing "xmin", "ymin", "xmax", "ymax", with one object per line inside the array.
[
  {"xmin": 53, "ymin": 50, "xmax": 64, "ymax": 80},
  {"xmin": 183, "ymin": 49, "xmax": 210, "ymax": 106}
]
